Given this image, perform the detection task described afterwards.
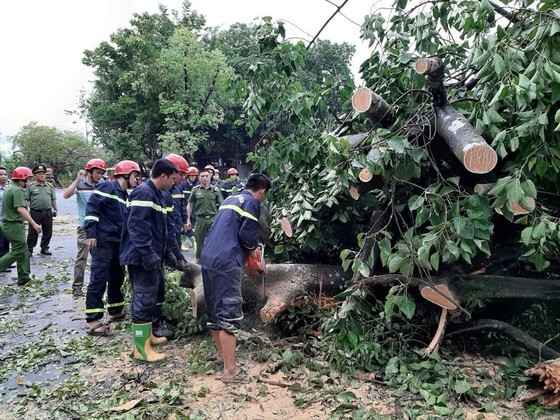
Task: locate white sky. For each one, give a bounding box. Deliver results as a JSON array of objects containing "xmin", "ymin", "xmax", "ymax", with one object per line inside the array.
[{"xmin": 0, "ymin": 0, "xmax": 378, "ymax": 140}]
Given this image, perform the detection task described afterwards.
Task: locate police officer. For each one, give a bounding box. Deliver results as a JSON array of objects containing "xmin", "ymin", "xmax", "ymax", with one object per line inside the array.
[
  {"xmin": 220, "ymin": 168, "xmax": 243, "ymax": 199},
  {"xmin": 62, "ymin": 159, "xmax": 107, "ymax": 297},
  {"xmin": 0, "ymin": 167, "xmax": 42, "ymax": 285},
  {"xmin": 26, "ymin": 164, "xmax": 57, "ymax": 255},
  {"xmin": 83, "ymin": 160, "xmax": 141, "ymax": 335},
  {"xmin": 121, "ymin": 159, "xmax": 186, "ymax": 362},
  {"xmin": 201, "ymin": 173, "xmax": 271, "ymax": 383},
  {"xmin": 186, "ymin": 169, "xmax": 223, "ymax": 263}
]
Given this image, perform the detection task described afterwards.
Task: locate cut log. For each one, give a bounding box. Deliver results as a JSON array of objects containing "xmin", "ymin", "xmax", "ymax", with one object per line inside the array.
[
  {"xmin": 359, "ymin": 168, "xmax": 373, "ymax": 182},
  {"xmin": 415, "ymin": 57, "xmax": 447, "ymax": 107},
  {"xmin": 475, "ymin": 183, "xmax": 536, "ymax": 215},
  {"xmin": 349, "ymin": 186, "xmax": 360, "ymax": 200},
  {"xmin": 179, "ymin": 263, "xmax": 348, "ymax": 324},
  {"xmin": 435, "ymin": 104, "xmax": 498, "ymax": 173},
  {"xmin": 420, "ymin": 284, "xmax": 457, "ymax": 356},
  {"xmin": 351, "ymin": 87, "xmax": 396, "ymax": 127},
  {"xmin": 280, "ymin": 217, "xmax": 293, "ymax": 237}
]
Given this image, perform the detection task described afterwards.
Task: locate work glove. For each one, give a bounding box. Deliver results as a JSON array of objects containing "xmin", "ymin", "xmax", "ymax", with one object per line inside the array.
[
  {"xmin": 164, "ymin": 251, "xmax": 179, "ymax": 269},
  {"xmin": 143, "ymin": 256, "xmax": 161, "ymax": 272}
]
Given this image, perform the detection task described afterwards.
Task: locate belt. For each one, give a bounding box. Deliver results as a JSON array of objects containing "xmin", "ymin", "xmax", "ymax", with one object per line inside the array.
[
  {"xmin": 197, "ymin": 214, "xmax": 215, "ymax": 219},
  {"xmin": 31, "ymin": 208, "xmax": 51, "ymax": 212}
]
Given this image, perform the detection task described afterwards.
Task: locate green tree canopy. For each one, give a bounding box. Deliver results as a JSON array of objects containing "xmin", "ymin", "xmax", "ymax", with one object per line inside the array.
[{"xmin": 11, "ymin": 122, "xmax": 103, "ymax": 176}]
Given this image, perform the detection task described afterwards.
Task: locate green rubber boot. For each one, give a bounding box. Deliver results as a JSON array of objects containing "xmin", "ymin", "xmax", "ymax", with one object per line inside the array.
[{"xmin": 132, "ymin": 323, "xmax": 166, "ymax": 363}]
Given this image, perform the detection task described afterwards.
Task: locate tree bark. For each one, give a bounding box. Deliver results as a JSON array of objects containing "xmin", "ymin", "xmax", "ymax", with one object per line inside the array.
[{"xmin": 351, "ymin": 87, "xmax": 396, "ymax": 127}]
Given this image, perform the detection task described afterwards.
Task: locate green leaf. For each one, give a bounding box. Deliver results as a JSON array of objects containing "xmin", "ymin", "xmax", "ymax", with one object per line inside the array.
[
  {"xmin": 521, "ymin": 180, "xmax": 537, "ymax": 198},
  {"xmin": 454, "ymin": 380, "xmax": 471, "ymax": 394},
  {"xmin": 430, "ymin": 253, "xmax": 440, "ymax": 271},
  {"xmin": 388, "ymin": 255, "xmax": 404, "ymax": 273},
  {"xmin": 408, "ymin": 195, "xmax": 425, "ymax": 211},
  {"xmin": 433, "ymin": 405, "xmax": 453, "ymax": 416},
  {"xmin": 397, "ymin": 297, "xmax": 416, "ymax": 319},
  {"xmin": 453, "ymin": 216, "xmax": 475, "ymax": 239},
  {"xmin": 446, "ymin": 241, "xmax": 460, "ymax": 258},
  {"xmin": 506, "ymin": 179, "xmax": 524, "ymax": 202}
]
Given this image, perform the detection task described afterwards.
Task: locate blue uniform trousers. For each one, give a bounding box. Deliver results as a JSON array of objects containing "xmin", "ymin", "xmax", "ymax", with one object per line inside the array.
[
  {"xmin": 202, "ymin": 263, "xmax": 244, "ymax": 334},
  {"xmin": 129, "ymin": 264, "xmax": 164, "ymax": 323},
  {"xmin": 85, "ymin": 241, "xmax": 125, "ymax": 322}
]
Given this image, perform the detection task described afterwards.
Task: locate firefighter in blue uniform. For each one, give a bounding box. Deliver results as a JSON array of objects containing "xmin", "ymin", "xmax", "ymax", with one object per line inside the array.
[
  {"xmin": 165, "ymin": 154, "xmax": 189, "ymax": 249},
  {"xmin": 201, "ymin": 173, "xmax": 271, "ymax": 383},
  {"xmin": 83, "ymin": 160, "xmax": 141, "ymax": 335},
  {"xmin": 181, "ymin": 166, "xmax": 199, "ymax": 249},
  {"xmin": 220, "ymin": 167, "xmax": 244, "ymax": 199},
  {"xmin": 121, "ymin": 159, "xmax": 186, "ymax": 363}
]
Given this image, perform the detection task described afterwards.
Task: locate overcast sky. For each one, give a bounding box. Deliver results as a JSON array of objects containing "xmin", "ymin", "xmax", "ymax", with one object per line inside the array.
[{"xmin": 0, "ymin": 0, "xmax": 377, "ymax": 141}]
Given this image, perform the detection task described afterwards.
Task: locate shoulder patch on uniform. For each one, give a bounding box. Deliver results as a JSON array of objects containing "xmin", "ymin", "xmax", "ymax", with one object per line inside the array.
[{"xmin": 237, "ymin": 195, "xmax": 245, "ymax": 204}]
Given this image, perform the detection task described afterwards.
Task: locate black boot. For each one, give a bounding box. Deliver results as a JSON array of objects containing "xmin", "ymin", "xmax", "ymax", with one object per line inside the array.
[
  {"xmin": 40, "ymin": 248, "xmax": 52, "ymax": 255},
  {"xmin": 152, "ymin": 321, "xmax": 175, "ymax": 340}
]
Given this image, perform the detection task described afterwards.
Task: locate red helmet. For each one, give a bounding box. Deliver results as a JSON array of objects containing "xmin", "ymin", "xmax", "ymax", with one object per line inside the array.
[
  {"xmin": 85, "ymin": 158, "xmax": 107, "ymax": 172},
  {"xmin": 11, "ymin": 167, "xmax": 33, "ymax": 180},
  {"xmin": 114, "ymin": 160, "xmax": 141, "ymax": 176},
  {"xmin": 204, "ymin": 164, "xmax": 215, "ymax": 174},
  {"xmin": 46, "ymin": 167, "xmax": 53, "ymax": 173},
  {"xmin": 165, "ymin": 154, "xmax": 189, "ymax": 173},
  {"xmin": 187, "ymin": 167, "xmax": 199, "ymax": 176},
  {"xmin": 227, "ymin": 168, "xmax": 238, "ymax": 176}
]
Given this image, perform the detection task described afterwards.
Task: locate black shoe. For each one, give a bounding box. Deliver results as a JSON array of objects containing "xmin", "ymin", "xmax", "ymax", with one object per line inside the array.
[
  {"xmin": 72, "ymin": 289, "xmax": 84, "ymax": 298},
  {"xmin": 17, "ymin": 278, "xmax": 31, "ymax": 286},
  {"xmin": 40, "ymin": 249, "xmax": 52, "ymax": 255},
  {"xmin": 152, "ymin": 324, "xmax": 175, "ymax": 340}
]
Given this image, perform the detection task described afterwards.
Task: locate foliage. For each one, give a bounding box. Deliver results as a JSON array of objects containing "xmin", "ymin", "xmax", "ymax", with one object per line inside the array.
[
  {"xmin": 83, "ymin": 2, "xmax": 228, "ymax": 164},
  {"xmin": 10, "ymin": 122, "xmax": 104, "ymax": 177}
]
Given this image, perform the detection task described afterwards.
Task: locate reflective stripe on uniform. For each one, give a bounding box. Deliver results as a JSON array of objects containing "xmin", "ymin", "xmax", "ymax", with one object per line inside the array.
[
  {"xmin": 219, "ymin": 204, "xmax": 258, "ymax": 221},
  {"xmin": 93, "ymin": 189, "xmax": 126, "ymax": 204},
  {"xmin": 107, "ymin": 301, "xmax": 124, "ymax": 308},
  {"xmin": 84, "ymin": 215, "xmax": 100, "ymax": 222},
  {"xmin": 85, "ymin": 308, "xmax": 104, "ymax": 314},
  {"xmin": 171, "ymin": 193, "xmax": 184, "ymax": 199},
  {"xmin": 127, "ymin": 200, "xmax": 168, "ymax": 213}
]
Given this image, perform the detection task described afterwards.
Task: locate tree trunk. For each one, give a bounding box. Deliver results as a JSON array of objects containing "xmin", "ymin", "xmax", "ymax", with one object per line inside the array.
[
  {"xmin": 351, "ymin": 87, "xmax": 396, "ymax": 127},
  {"xmin": 180, "ymin": 263, "xmax": 348, "ymax": 323},
  {"xmin": 435, "ymin": 104, "xmax": 498, "ymax": 174}
]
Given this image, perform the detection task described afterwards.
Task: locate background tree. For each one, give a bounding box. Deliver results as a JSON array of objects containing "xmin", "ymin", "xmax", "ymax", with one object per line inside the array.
[{"xmin": 10, "ymin": 122, "xmax": 104, "ymax": 176}]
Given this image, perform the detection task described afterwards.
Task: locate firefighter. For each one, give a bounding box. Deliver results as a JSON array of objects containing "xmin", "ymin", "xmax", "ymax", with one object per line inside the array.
[
  {"xmin": 120, "ymin": 159, "xmax": 186, "ymax": 362},
  {"xmin": 83, "ymin": 160, "xmax": 141, "ymax": 335},
  {"xmin": 220, "ymin": 168, "xmax": 244, "ymax": 199},
  {"xmin": 165, "ymin": 154, "xmax": 189, "ymax": 250},
  {"xmin": 0, "ymin": 167, "xmax": 42, "ymax": 285},
  {"xmin": 186, "ymin": 169, "xmax": 223, "ymax": 263},
  {"xmin": 63, "ymin": 158, "xmax": 107, "ymax": 297},
  {"xmin": 201, "ymin": 173, "xmax": 271, "ymax": 383},
  {"xmin": 181, "ymin": 166, "xmax": 199, "ymax": 249}
]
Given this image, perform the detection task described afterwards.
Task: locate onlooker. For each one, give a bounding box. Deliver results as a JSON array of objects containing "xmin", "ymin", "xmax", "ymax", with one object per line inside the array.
[
  {"xmin": 201, "ymin": 173, "xmax": 271, "ymax": 383},
  {"xmin": 62, "ymin": 159, "xmax": 106, "ymax": 297},
  {"xmin": 0, "ymin": 166, "xmax": 11, "ymax": 259},
  {"xmin": 83, "ymin": 160, "xmax": 140, "ymax": 335},
  {"xmin": 26, "ymin": 164, "xmax": 57, "ymax": 256},
  {"xmin": 0, "ymin": 167, "xmax": 42, "ymax": 285},
  {"xmin": 121, "ymin": 159, "xmax": 186, "ymax": 362},
  {"xmin": 186, "ymin": 169, "xmax": 223, "ymax": 263}
]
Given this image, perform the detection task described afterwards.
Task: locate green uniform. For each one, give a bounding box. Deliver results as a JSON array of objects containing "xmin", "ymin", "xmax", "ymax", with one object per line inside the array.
[
  {"xmin": 25, "ymin": 182, "xmax": 56, "ymax": 210},
  {"xmin": 188, "ymin": 185, "xmax": 222, "ymax": 260},
  {"xmin": 0, "ymin": 184, "xmax": 31, "ymax": 284}
]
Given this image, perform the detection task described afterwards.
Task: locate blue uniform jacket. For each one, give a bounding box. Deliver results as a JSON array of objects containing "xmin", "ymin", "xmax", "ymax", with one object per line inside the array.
[
  {"xmin": 201, "ymin": 190, "xmax": 261, "ymax": 267},
  {"xmin": 220, "ymin": 179, "xmax": 243, "ymax": 199},
  {"xmin": 120, "ymin": 179, "xmax": 177, "ymax": 266},
  {"xmin": 170, "ymin": 184, "xmax": 187, "ymax": 233},
  {"xmin": 83, "ymin": 179, "xmax": 128, "ymax": 243}
]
